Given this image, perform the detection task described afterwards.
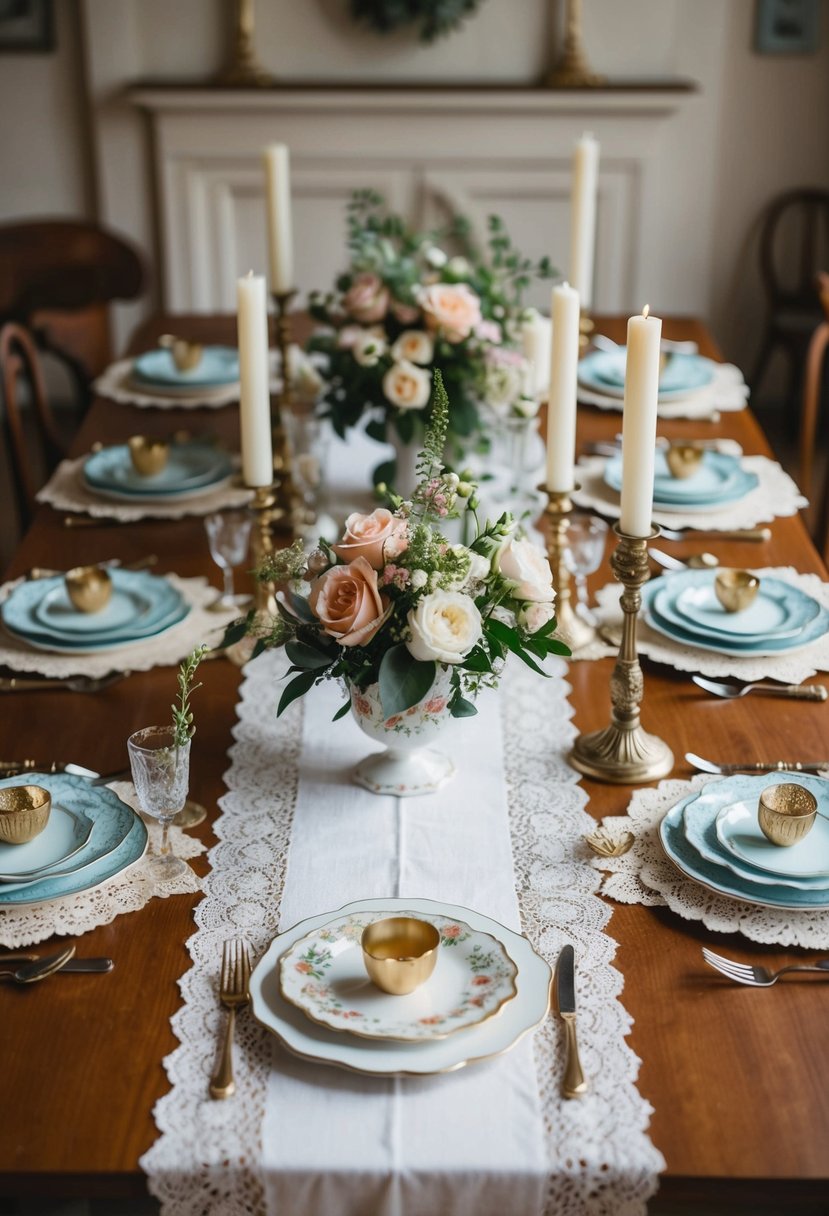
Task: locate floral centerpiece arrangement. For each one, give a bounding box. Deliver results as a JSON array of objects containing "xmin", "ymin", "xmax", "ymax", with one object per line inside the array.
[
  {"xmin": 306, "ymin": 190, "xmax": 555, "ymax": 486},
  {"xmin": 228, "ymin": 372, "xmax": 569, "ymax": 796}
]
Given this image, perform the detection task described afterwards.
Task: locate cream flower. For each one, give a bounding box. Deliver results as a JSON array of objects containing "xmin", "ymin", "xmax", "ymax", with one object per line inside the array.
[
  {"xmin": 390, "ymin": 330, "xmax": 434, "ymax": 366},
  {"xmin": 382, "ymin": 360, "xmax": 431, "ymax": 411},
  {"xmin": 484, "ymin": 361, "xmax": 525, "ymax": 412},
  {"xmin": 495, "ymin": 536, "xmax": 555, "ymax": 603},
  {"xmin": 406, "ymin": 590, "xmax": 482, "ymax": 664},
  {"xmin": 352, "ymin": 331, "xmax": 388, "ymax": 367},
  {"xmin": 419, "ymin": 283, "xmax": 482, "ymax": 344},
  {"xmin": 518, "ymin": 601, "xmax": 556, "ymax": 633}
]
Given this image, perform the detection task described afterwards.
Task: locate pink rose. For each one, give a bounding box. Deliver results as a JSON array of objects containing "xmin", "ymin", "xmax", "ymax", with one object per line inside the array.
[
  {"xmin": 419, "ymin": 283, "xmax": 482, "ymax": 344},
  {"xmin": 472, "ymin": 975, "xmax": 491, "ymax": 986},
  {"xmin": 309, "ymin": 557, "xmax": 386, "ymax": 647},
  {"xmin": 384, "ymin": 714, "xmax": 402, "ymax": 728},
  {"xmin": 425, "ymin": 697, "xmax": 447, "ymax": 714},
  {"xmin": 333, "ymin": 508, "xmax": 409, "ymax": 569},
  {"xmin": 353, "ymin": 694, "xmax": 372, "ymax": 717},
  {"xmin": 343, "ymin": 272, "xmax": 389, "ymax": 324},
  {"xmin": 475, "ymin": 319, "xmax": 502, "ymax": 344},
  {"xmin": 442, "ymin": 924, "xmax": 461, "ymax": 939},
  {"xmin": 391, "ymin": 298, "xmax": 421, "ymax": 325}
]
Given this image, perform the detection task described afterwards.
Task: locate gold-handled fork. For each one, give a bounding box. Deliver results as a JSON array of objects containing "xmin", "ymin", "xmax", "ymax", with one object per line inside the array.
[
  {"xmin": 702, "ymin": 947, "xmax": 829, "ymax": 987},
  {"xmin": 209, "ymin": 937, "xmax": 251, "ymax": 1100}
]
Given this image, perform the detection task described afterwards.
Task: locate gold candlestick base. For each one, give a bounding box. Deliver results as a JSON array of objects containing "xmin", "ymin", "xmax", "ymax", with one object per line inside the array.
[
  {"xmin": 579, "ymin": 309, "xmax": 595, "ymax": 350},
  {"xmin": 569, "ymin": 525, "xmax": 674, "ymax": 784},
  {"xmin": 270, "ymin": 288, "xmax": 299, "ymax": 525},
  {"xmin": 248, "ymin": 483, "xmax": 284, "ymax": 617},
  {"xmin": 546, "ymin": 0, "xmax": 606, "ymax": 88},
  {"xmin": 542, "ymin": 486, "xmax": 597, "ymax": 652}
]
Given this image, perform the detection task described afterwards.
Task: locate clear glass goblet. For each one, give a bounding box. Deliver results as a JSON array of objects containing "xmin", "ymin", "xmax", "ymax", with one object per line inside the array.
[
  {"xmin": 283, "ymin": 408, "xmax": 332, "ymax": 539},
  {"xmin": 127, "ymin": 726, "xmax": 191, "ymax": 882},
  {"xmin": 564, "ymin": 514, "xmax": 609, "ymax": 622},
  {"xmin": 205, "ymin": 511, "xmax": 253, "ymax": 611}
]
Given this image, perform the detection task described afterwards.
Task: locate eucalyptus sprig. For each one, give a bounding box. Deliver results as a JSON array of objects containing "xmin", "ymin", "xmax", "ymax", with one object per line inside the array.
[{"xmin": 172, "ymin": 644, "xmax": 209, "ymax": 748}]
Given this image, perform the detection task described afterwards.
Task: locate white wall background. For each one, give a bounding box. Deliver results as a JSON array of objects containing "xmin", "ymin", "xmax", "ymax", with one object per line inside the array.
[{"xmin": 0, "ymin": 0, "xmax": 826, "ymax": 396}]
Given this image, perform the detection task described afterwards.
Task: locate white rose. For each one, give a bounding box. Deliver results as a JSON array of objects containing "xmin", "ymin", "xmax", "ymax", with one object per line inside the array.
[
  {"xmin": 447, "ymin": 256, "xmax": 470, "ymax": 278},
  {"xmin": 406, "ymin": 590, "xmax": 482, "ymax": 664},
  {"xmin": 425, "ymin": 246, "xmax": 448, "ymax": 269},
  {"xmin": 519, "ymin": 601, "xmax": 556, "ymax": 633},
  {"xmin": 495, "ymin": 536, "xmax": 555, "ymax": 603},
  {"xmin": 353, "ymin": 331, "xmax": 388, "ymax": 368},
  {"xmin": 411, "ymin": 569, "xmax": 428, "ymax": 590},
  {"xmin": 382, "ymin": 360, "xmax": 431, "ymax": 411},
  {"xmin": 485, "ymin": 361, "xmax": 524, "ymax": 412},
  {"xmin": 390, "ymin": 330, "xmax": 434, "ymax": 366},
  {"xmin": 514, "ymin": 395, "xmax": 540, "ymax": 419}
]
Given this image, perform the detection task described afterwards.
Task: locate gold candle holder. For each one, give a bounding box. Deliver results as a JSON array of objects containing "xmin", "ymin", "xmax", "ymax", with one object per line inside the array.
[
  {"xmin": 217, "ymin": 0, "xmax": 275, "ymax": 87},
  {"xmin": 579, "ymin": 308, "xmax": 595, "ymax": 350},
  {"xmin": 546, "ymin": 0, "xmax": 606, "ymax": 88},
  {"xmin": 270, "ymin": 288, "xmax": 299, "ymax": 523},
  {"xmin": 542, "ymin": 486, "xmax": 598, "ymax": 652},
  {"xmin": 569, "ymin": 524, "xmax": 674, "ymax": 784},
  {"xmin": 248, "ymin": 483, "xmax": 284, "ymax": 617}
]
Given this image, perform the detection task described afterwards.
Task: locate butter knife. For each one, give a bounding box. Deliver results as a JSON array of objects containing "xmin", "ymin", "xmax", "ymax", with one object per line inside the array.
[
  {"xmin": 0, "ymin": 761, "xmax": 130, "ymax": 784},
  {"xmin": 555, "ymin": 944, "xmax": 587, "ymax": 1099},
  {"xmin": 0, "ymin": 954, "xmax": 113, "ymax": 973}
]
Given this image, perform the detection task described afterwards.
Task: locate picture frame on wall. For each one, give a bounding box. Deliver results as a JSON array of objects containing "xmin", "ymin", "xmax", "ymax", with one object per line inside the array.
[
  {"xmin": 0, "ymin": 0, "xmax": 54, "ymax": 53},
  {"xmin": 755, "ymin": 0, "xmax": 820, "ymax": 54}
]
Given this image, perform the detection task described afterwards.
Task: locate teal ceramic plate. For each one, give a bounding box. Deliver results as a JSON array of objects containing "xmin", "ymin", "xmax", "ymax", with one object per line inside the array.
[
  {"xmin": 83, "ymin": 443, "xmax": 232, "ymax": 500},
  {"xmin": 603, "ymin": 451, "xmax": 757, "ymax": 509},
  {"xmin": 650, "ymin": 569, "xmax": 821, "ymax": 644},
  {"xmin": 578, "ymin": 350, "xmax": 715, "ymax": 401},
  {"xmin": 716, "ymin": 796, "xmax": 829, "ymax": 880},
  {"xmin": 0, "ymin": 804, "xmax": 93, "ymax": 882},
  {"xmin": 0, "ymin": 773, "xmax": 147, "ymax": 908},
  {"xmin": 34, "ymin": 582, "xmax": 157, "ymax": 637},
  {"xmin": 133, "ymin": 346, "xmax": 239, "ymax": 388},
  {"xmin": 659, "ymin": 780, "xmax": 829, "ymax": 910}
]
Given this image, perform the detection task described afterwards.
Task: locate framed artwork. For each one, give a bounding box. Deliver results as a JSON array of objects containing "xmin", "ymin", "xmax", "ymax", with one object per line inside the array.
[
  {"xmin": 0, "ymin": 0, "xmax": 54, "ymax": 53},
  {"xmin": 755, "ymin": 0, "xmax": 820, "ymax": 54}
]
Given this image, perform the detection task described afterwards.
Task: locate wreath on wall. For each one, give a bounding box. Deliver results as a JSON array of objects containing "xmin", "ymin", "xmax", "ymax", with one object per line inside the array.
[{"xmin": 349, "ymin": 0, "xmax": 485, "ymax": 44}]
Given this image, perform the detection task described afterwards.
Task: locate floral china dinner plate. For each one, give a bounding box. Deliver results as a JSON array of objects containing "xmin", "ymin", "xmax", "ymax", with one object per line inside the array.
[
  {"xmin": 250, "ymin": 897, "xmax": 552, "ymax": 1077},
  {"xmin": 279, "ymin": 909, "xmax": 518, "ymax": 1042}
]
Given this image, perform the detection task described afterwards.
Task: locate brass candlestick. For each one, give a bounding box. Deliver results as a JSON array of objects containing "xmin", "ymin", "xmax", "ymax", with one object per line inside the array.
[
  {"xmin": 546, "ymin": 0, "xmax": 606, "ymax": 88},
  {"xmin": 569, "ymin": 524, "xmax": 674, "ymax": 784},
  {"xmin": 248, "ymin": 483, "xmax": 283, "ymax": 617},
  {"xmin": 579, "ymin": 308, "xmax": 595, "ymax": 350},
  {"xmin": 217, "ymin": 0, "xmax": 274, "ymax": 87},
  {"xmin": 542, "ymin": 487, "xmax": 597, "ymax": 652},
  {"xmin": 270, "ymin": 288, "xmax": 298, "ymax": 523}
]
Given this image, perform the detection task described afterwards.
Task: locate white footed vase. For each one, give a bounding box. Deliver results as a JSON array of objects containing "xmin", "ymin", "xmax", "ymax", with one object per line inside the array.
[{"xmin": 348, "ymin": 668, "xmax": 458, "ymax": 797}]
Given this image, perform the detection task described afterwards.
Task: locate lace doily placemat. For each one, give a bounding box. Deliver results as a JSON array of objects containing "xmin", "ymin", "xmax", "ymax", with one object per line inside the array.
[
  {"xmin": 579, "ymin": 363, "xmax": 749, "ymax": 420},
  {"xmin": 93, "ymin": 359, "xmax": 242, "ymax": 411},
  {"xmin": 590, "ymin": 774, "xmax": 829, "ymax": 949},
  {"xmin": 38, "ymin": 458, "xmax": 252, "ymax": 520},
  {"xmin": 573, "ymin": 455, "xmax": 807, "ymax": 530},
  {"xmin": 0, "ymin": 781, "xmax": 205, "ymax": 949},
  {"xmin": 0, "ymin": 575, "xmax": 237, "ymax": 677},
  {"xmin": 595, "ymin": 566, "xmax": 829, "ymax": 683},
  {"xmin": 141, "ymin": 651, "xmax": 664, "ymax": 1216}
]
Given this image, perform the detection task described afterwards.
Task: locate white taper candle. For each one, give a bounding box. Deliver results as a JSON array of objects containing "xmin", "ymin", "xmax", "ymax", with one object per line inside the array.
[
  {"xmin": 619, "ymin": 307, "xmax": 662, "ymax": 537},
  {"xmin": 263, "ymin": 143, "xmax": 294, "ymax": 294},
  {"xmin": 237, "ymin": 271, "xmax": 273, "ymax": 487},
  {"xmin": 545, "ymin": 282, "xmax": 580, "ymax": 493},
  {"xmin": 568, "ymin": 133, "xmax": 600, "ymax": 311}
]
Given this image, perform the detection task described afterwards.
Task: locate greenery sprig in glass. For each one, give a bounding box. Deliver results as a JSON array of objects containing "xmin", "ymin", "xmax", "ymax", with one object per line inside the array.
[{"xmin": 172, "ymin": 644, "xmax": 209, "ymax": 749}]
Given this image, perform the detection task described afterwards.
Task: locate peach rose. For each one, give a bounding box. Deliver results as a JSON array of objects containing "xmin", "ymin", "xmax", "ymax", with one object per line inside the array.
[
  {"xmin": 419, "ymin": 283, "xmax": 482, "ymax": 344},
  {"xmin": 333, "ymin": 508, "xmax": 408, "ymax": 569},
  {"xmin": 382, "ymin": 360, "xmax": 431, "ymax": 411},
  {"xmin": 343, "ymin": 272, "xmax": 389, "ymax": 324},
  {"xmin": 309, "ymin": 556, "xmax": 386, "ymax": 647},
  {"xmin": 390, "ymin": 329, "xmax": 434, "ymax": 366}
]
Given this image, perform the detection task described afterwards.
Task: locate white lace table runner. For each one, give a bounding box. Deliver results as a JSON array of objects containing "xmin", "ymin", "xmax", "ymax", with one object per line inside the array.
[
  {"xmin": 0, "ymin": 575, "xmax": 236, "ymax": 677},
  {"xmin": 0, "ymin": 781, "xmax": 204, "ymax": 949},
  {"xmin": 141, "ymin": 651, "xmax": 664, "ymax": 1216},
  {"xmin": 590, "ymin": 775, "xmax": 829, "ymax": 949},
  {"xmin": 579, "ymin": 362, "xmax": 748, "ymax": 420},
  {"xmin": 38, "ymin": 458, "xmax": 252, "ymax": 520},
  {"xmin": 595, "ymin": 566, "xmax": 829, "ymax": 683},
  {"xmin": 573, "ymin": 455, "xmax": 807, "ymax": 530}
]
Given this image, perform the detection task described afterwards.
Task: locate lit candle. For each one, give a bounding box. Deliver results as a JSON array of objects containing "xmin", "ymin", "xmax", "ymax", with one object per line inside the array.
[
  {"xmin": 619, "ymin": 306, "xmax": 662, "ymax": 537},
  {"xmin": 263, "ymin": 143, "xmax": 294, "ymax": 294},
  {"xmin": 568, "ymin": 133, "xmax": 600, "ymax": 311},
  {"xmin": 237, "ymin": 271, "xmax": 273, "ymax": 487},
  {"xmin": 545, "ymin": 282, "xmax": 580, "ymax": 492}
]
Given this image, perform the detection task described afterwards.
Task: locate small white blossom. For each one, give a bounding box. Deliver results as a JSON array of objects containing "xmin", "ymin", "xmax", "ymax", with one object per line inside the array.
[{"xmin": 411, "ymin": 569, "xmax": 428, "ymax": 590}]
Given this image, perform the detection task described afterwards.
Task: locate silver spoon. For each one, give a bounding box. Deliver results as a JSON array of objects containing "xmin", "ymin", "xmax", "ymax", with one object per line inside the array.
[
  {"xmin": 0, "ymin": 944, "xmax": 76, "ymax": 984},
  {"xmin": 649, "ymin": 548, "xmax": 719, "ymax": 572},
  {"xmin": 693, "ymin": 675, "xmax": 828, "ymax": 702}
]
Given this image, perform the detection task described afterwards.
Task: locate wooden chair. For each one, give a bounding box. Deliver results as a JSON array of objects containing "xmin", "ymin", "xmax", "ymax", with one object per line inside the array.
[
  {"xmin": 0, "ymin": 219, "xmax": 146, "ymax": 411},
  {"xmin": 0, "ymin": 321, "xmax": 67, "ymax": 533},
  {"xmin": 798, "ymin": 273, "xmax": 829, "ymax": 560},
  {"xmin": 750, "ymin": 188, "xmax": 829, "ymax": 412}
]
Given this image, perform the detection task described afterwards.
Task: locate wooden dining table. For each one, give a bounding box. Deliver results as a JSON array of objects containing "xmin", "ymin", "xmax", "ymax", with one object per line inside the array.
[{"xmin": 1, "ymin": 313, "xmax": 827, "ymax": 1215}]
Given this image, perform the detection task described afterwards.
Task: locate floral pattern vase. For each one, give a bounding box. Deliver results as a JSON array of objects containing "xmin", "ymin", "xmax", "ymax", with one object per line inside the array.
[{"xmin": 349, "ymin": 667, "xmax": 456, "ymax": 797}]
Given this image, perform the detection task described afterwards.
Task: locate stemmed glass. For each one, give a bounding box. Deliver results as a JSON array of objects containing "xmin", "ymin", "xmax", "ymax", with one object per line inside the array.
[
  {"xmin": 127, "ymin": 726, "xmax": 191, "ymax": 882},
  {"xmin": 564, "ymin": 514, "xmax": 609, "ymax": 622},
  {"xmin": 283, "ymin": 408, "xmax": 332, "ymax": 538},
  {"xmin": 205, "ymin": 511, "xmax": 253, "ymax": 611}
]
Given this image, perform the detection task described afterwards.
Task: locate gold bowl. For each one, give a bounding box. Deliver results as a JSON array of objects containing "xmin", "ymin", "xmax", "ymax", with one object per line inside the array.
[
  {"xmin": 0, "ymin": 785, "xmax": 51, "ymax": 844},
  {"xmin": 665, "ymin": 443, "xmax": 704, "ymax": 480},
  {"xmin": 758, "ymin": 783, "xmax": 817, "ymax": 847},
  {"xmin": 714, "ymin": 568, "xmax": 760, "ymax": 613},
  {"xmin": 65, "ymin": 565, "xmax": 113, "ymax": 614},
  {"xmin": 159, "ymin": 333, "xmax": 203, "ymax": 372},
  {"xmin": 361, "ymin": 916, "xmax": 440, "ymax": 996},
  {"xmin": 128, "ymin": 435, "xmax": 170, "ymax": 477}
]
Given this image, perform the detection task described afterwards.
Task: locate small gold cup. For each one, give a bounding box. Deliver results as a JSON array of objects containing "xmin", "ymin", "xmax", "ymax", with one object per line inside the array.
[
  {"xmin": 65, "ymin": 565, "xmax": 113, "ymax": 614},
  {"xmin": 758, "ymin": 783, "xmax": 817, "ymax": 847},
  {"xmin": 665, "ymin": 443, "xmax": 704, "ymax": 480},
  {"xmin": 361, "ymin": 917, "xmax": 440, "ymax": 996},
  {"xmin": 714, "ymin": 568, "xmax": 760, "ymax": 613},
  {"xmin": 159, "ymin": 333, "xmax": 203, "ymax": 372},
  {"xmin": 128, "ymin": 435, "xmax": 170, "ymax": 477},
  {"xmin": 0, "ymin": 784, "xmax": 51, "ymax": 844}
]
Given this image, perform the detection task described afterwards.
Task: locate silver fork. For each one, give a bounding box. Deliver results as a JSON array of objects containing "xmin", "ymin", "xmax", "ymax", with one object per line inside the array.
[
  {"xmin": 692, "ymin": 675, "xmax": 828, "ymax": 702},
  {"xmin": 702, "ymin": 947, "xmax": 829, "ymax": 986},
  {"xmin": 209, "ymin": 937, "xmax": 252, "ymax": 1100}
]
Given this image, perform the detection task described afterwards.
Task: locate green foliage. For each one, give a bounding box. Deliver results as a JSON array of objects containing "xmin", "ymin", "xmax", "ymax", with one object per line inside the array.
[
  {"xmin": 171, "ymin": 644, "xmax": 209, "ymax": 748},
  {"xmin": 378, "ymin": 644, "xmax": 436, "ymax": 717},
  {"xmin": 349, "ymin": 0, "xmax": 485, "ymax": 43}
]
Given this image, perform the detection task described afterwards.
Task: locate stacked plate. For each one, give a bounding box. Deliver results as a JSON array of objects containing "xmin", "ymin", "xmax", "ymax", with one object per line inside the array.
[
  {"xmin": 1, "ymin": 569, "xmax": 189, "ymax": 655},
  {"xmin": 249, "ymin": 896, "xmax": 552, "ymax": 1076},
  {"xmin": 603, "ymin": 449, "xmax": 758, "ymax": 512},
  {"xmin": 642, "ymin": 569, "xmax": 829, "ymax": 658},
  {"xmin": 129, "ymin": 347, "xmax": 240, "ymax": 400},
  {"xmin": 579, "ymin": 349, "xmax": 715, "ymax": 402},
  {"xmin": 659, "ymin": 772, "xmax": 829, "ymax": 911},
  {"xmin": 0, "ymin": 772, "xmax": 147, "ymax": 909},
  {"xmin": 83, "ymin": 441, "xmax": 233, "ymax": 503}
]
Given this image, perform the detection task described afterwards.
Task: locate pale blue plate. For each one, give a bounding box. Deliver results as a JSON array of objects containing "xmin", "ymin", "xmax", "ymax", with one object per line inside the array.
[
  {"xmin": 133, "ymin": 346, "xmax": 239, "ymax": 388},
  {"xmin": 0, "ymin": 773, "xmax": 147, "ymax": 908},
  {"xmin": 0, "ymin": 804, "xmax": 93, "ymax": 882},
  {"xmin": 717, "ymin": 796, "xmax": 829, "ymax": 880},
  {"xmin": 659, "ymin": 780, "xmax": 829, "ymax": 910},
  {"xmin": 579, "ymin": 350, "xmax": 715, "ymax": 400},
  {"xmin": 653, "ymin": 570, "xmax": 821, "ymax": 644},
  {"xmin": 84, "ymin": 443, "xmax": 232, "ymax": 499},
  {"xmin": 603, "ymin": 451, "xmax": 758, "ymax": 509}
]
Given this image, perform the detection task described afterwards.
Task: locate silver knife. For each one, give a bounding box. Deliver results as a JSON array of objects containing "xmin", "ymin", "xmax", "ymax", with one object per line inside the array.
[
  {"xmin": 0, "ymin": 954, "xmax": 113, "ymax": 973},
  {"xmin": 686, "ymin": 752, "xmax": 829, "ymax": 776},
  {"xmin": 555, "ymin": 945, "xmax": 587, "ymax": 1099},
  {"xmin": 0, "ymin": 761, "xmax": 130, "ymax": 785}
]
